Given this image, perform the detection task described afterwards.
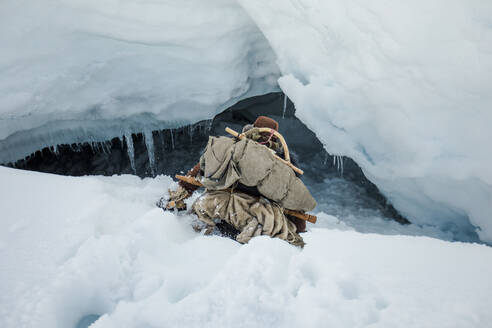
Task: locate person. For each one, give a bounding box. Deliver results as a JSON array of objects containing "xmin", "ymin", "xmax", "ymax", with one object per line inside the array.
[{"xmin": 164, "ymin": 116, "xmax": 316, "ymax": 247}]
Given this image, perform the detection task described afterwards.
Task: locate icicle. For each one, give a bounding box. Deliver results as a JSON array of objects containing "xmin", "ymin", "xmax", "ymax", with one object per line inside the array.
[
  {"xmin": 332, "ymin": 155, "xmax": 345, "ymax": 177},
  {"xmin": 170, "ymin": 129, "xmax": 175, "ymax": 150},
  {"xmin": 100, "ymin": 142, "xmax": 107, "ymax": 155},
  {"xmin": 124, "ymin": 132, "xmax": 136, "ymax": 174},
  {"xmin": 144, "ymin": 130, "xmax": 156, "ymax": 176},
  {"xmin": 340, "ymin": 156, "xmax": 344, "ymax": 177},
  {"xmin": 189, "ymin": 125, "xmax": 193, "ymax": 145},
  {"xmin": 282, "ymin": 93, "xmax": 288, "ymax": 118},
  {"xmin": 101, "ymin": 141, "xmax": 108, "ymax": 154},
  {"xmin": 323, "ymin": 152, "xmax": 328, "ymax": 165},
  {"xmin": 89, "ymin": 142, "xmax": 96, "ymax": 154}
]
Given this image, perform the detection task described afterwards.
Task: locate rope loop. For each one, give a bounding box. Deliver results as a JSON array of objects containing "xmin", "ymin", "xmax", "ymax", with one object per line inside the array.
[{"xmin": 258, "ymin": 128, "xmax": 276, "ymax": 145}]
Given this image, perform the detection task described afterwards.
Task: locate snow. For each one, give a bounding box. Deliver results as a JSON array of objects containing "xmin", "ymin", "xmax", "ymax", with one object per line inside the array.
[
  {"xmin": 0, "ymin": 0, "xmax": 280, "ymax": 163},
  {"xmin": 0, "ymin": 1, "xmax": 491, "ymax": 242},
  {"xmin": 237, "ymin": 0, "xmax": 492, "ymax": 242},
  {"xmin": 2, "ymin": 167, "xmax": 492, "ymax": 328}
]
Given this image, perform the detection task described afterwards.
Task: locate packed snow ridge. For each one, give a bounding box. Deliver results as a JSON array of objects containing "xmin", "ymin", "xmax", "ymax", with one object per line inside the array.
[
  {"xmin": 1, "ymin": 167, "xmax": 492, "ymax": 328},
  {"xmin": 1, "ymin": 0, "xmax": 492, "ymax": 243}
]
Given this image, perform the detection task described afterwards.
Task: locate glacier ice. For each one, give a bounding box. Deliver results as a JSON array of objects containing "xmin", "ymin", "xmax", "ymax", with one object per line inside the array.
[
  {"xmin": 1, "ymin": 0, "xmax": 492, "ymax": 242},
  {"xmin": 0, "ymin": 0, "xmax": 280, "ymax": 163},
  {"xmin": 238, "ymin": 0, "xmax": 492, "ymax": 242}
]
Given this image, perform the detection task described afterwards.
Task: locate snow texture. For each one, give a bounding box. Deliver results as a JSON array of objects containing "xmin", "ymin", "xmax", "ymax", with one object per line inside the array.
[
  {"xmin": 1, "ymin": 166, "xmax": 492, "ymax": 328},
  {"xmin": 0, "ymin": 0, "xmax": 279, "ymax": 162},
  {"xmin": 0, "ymin": 0, "xmax": 491, "ymax": 242}
]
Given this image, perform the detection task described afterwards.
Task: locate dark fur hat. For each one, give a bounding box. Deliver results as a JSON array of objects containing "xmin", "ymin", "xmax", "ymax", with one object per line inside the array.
[{"xmin": 254, "ymin": 116, "xmax": 279, "ymax": 131}]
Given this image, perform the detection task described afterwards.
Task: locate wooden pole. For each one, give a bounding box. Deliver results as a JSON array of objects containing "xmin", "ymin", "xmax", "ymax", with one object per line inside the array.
[
  {"xmin": 176, "ymin": 174, "xmax": 203, "ymax": 187},
  {"xmin": 225, "ymin": 127, "xmax": 304, "ymax": 175},
  {"xmin": 175, "ymin": 175, "xmax": 316, "ymax": 224},
  {"xmin": 284, "ymin": 209, "xmax": 317, "ymax": 224}
]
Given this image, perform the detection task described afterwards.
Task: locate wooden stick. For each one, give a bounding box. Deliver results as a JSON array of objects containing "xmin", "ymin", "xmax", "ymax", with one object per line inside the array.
[
  {"xmin": 166, "ymin": 200, "xmax": 176, "ymax": 209},
  {"xmin": 176, "ymin": 174, "xmax": 203, "ymax": 187},
  {"xmin": 242, "ymin": 127, "xmax": 292, "ymax": 163},
  {"xmin": 284, "ymin": 209, "xmax": 317, "ymax": 224},
  {"xmin": 225, "ymin": 127, "xmax": 304, "ymax": 175},
  {"xmin": 175, "ymin": 174, "xmax": 316, "ymax": 224}
]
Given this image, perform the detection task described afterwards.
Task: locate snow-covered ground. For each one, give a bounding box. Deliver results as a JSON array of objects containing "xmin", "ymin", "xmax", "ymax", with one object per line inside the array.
[
  {"xmin": 1, "ymin": 166, "xmax": 491, "ymax": 328},
  {"xmin": 1, "ymin": 1, "xmax": 492, "ymax": 325}
]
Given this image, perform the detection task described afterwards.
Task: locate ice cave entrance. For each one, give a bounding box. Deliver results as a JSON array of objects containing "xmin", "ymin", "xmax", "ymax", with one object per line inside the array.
[{"xmin": 3, "ymin": 92, "xmax": 408, "ymax": 227}]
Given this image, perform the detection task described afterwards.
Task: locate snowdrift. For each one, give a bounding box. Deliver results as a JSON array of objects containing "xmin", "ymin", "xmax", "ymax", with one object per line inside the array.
[
  {"xmin": 1, "ymin": 166, "xmax": 492, "ymax": 328},
  {"xmin": 1, "ymin": 0, "xmax": 492, "ymax": 241}
]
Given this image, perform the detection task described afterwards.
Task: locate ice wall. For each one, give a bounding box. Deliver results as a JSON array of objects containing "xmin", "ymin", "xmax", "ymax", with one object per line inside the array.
[
  {"xmin": 238, "ymin": 0, "xmax": 492, "ymax": 242},
  {"xmin": 0, "ymin": 0, "xmax": 279, "ymax": 162}
]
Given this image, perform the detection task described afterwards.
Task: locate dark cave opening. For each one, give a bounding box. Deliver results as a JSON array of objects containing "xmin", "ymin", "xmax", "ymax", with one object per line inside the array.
[{"xmin": 3, "ymin": 92, "xmax": 408, "ymax": 225}]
